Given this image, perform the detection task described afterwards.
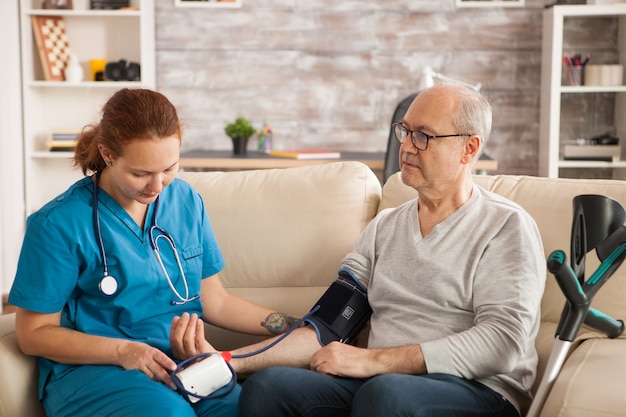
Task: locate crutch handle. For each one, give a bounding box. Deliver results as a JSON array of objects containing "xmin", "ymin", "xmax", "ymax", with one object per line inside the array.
[
  {"xmin": 548, "ymin": 249, "xmax": 626, "ymax": 341},
  {"xmin": 585, "ymin": 309, "xmax": 625, "ymax": 339},
  {"xmin": 547, "ymin": 250, "xmax": 586, "ymax": 305},
  {"xmin": 548, "ymin": 250, "xmax": 589, "ymax": 341}
]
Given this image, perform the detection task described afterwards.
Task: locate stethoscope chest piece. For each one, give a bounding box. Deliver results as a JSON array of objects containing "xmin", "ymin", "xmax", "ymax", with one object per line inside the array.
[{"xmin": 99, "ymin": 275, "xmax": 118, "ymax": 296}]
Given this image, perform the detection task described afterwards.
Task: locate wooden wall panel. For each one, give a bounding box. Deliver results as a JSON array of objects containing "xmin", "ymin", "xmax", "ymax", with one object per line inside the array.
[{"xmin": 154, "ymin": 0, "xmax": 567, "ymax": 176}]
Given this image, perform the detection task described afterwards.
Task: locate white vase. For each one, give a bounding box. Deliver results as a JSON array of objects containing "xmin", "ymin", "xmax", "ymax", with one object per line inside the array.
[{"xmin": 65, "ymin": 54, "xmax": 84, "ymax": 83}]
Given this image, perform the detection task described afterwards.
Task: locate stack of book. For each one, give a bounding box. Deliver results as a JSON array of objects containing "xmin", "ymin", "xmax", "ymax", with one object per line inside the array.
[
  {"xmin": 563, "ymin": 145, "xmax": 620, "ymax": 162},
  {"xmin": 48, "ymin": 130, "xmax": 80, "ymax": 152},
  {"xmin": 269, "ymin": 149, "xmax": 341, "ymax": 160}
]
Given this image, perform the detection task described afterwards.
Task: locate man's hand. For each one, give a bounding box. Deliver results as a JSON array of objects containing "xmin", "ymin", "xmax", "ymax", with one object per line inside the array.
[
  {"xmin": 311, "ymin": 342, "xmax": 427, "ymax": 378},
  {"xmin": 310, "ymin": 342, "xmax": 382, "ymax": 378},
  {"xmin": 170, "ymin": 312, "xmax": 216, "ymax": 360},
  {"xmin": 117, "ymin": 340, "xmax": 178, "ymax": 390}
]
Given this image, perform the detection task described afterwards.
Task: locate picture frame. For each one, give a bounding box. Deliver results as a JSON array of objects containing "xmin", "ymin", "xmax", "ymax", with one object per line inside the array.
[
  {"xmin": 174, "ymin": 0, "xmax": 242, "ymax": 8},
  {"xmin": 456, "ymin": 0, "xmax": 524, "ymax": 7}
]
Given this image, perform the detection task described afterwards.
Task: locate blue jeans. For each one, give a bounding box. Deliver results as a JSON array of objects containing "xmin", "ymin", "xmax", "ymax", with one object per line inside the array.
[{"xmin": 239, "ymin": 367, "xmax": 519, "ymax": 417}]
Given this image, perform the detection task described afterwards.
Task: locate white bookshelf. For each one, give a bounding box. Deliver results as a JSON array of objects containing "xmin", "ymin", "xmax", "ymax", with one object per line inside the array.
[
  {"xmin": 539, "ymin": 5, "xmax": 626, "ymax": 178},
  {"xmin": 1, "ymin": 1, "xmax": 24, "ymax": 297},
  {"xmin": 19, "ymin": 0, "xmax": 155, "ymax": 213}
]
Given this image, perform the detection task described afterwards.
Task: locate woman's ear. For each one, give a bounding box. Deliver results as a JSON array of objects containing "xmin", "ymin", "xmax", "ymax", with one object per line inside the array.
[{"xmin": 98, "ymin": 144, "xmax": 113, "ymax": 162}]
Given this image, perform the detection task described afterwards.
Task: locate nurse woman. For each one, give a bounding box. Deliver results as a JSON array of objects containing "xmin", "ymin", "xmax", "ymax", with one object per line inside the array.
[{"xmin": 9, "ymin": 88, "xmax": 295, "ymax": 417}]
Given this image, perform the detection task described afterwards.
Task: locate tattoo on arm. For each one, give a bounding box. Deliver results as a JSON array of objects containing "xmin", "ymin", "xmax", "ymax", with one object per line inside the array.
[{"xmin": 261, "ymin": 312, "xmax": 300, "ymax": 335}]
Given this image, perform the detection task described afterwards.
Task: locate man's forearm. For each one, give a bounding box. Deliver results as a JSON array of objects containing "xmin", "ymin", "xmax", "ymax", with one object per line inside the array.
[{"xmin": 230, "ymin": 326, "xmax": 322, "ymax": 375}]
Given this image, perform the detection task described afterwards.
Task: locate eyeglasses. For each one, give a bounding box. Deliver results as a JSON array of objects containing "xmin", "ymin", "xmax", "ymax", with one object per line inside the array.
[{"xmin": 392, "ymin": 122, "xmax": 471, "ymax": 151}]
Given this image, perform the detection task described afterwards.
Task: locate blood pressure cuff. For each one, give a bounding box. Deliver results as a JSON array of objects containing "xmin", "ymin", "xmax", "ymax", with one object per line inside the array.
[{"xmin": 304, "ymin": 269, "xmax": 372, "ymax": 346}]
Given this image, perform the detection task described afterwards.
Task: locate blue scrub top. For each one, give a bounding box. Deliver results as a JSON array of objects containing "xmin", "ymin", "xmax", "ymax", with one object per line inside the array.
[{"xmin": 9, "ymin": 176, "xmax": 225, "ymax": 397}]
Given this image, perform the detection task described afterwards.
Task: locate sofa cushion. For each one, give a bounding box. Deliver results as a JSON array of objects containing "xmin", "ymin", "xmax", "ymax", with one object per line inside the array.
[
  {"xmin": 539, "ymin": 338, "xmax": 626, "ymax": 417},
  {"xmin": 180, "ymin": 161, "xmax": 381, "ymax": 350}
]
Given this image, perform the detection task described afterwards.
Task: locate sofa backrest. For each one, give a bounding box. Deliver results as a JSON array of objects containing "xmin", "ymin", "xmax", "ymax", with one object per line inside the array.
[
  {"xmin": 179, "ymin": 161, "xmax": 382, "ymax": 350},
  {"xmin": 380, "ymin": 172, "xmax": 626, "ymax": 390}
]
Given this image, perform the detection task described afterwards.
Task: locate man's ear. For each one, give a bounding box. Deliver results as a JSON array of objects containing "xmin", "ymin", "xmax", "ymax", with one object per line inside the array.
[{"xmin": 461, "ymin": 135, "xmax": 480, "ymax": 164}]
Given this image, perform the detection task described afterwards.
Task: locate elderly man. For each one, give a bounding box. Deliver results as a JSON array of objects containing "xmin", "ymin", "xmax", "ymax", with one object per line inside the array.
[{"xmin": 171, "ymin": 83, "xmax": 546, "ymax": 417}]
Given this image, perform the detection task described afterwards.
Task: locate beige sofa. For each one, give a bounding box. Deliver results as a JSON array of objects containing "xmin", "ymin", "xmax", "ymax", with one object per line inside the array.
[{"xmin": 2, "ymin": 161, "xmax": 626, "ymax": 417}]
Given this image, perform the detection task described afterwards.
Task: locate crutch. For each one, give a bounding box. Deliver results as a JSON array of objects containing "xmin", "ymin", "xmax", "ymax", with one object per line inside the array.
[{"xmin": 526, "ymin": 195, "xmax": 626, "ymax": 417}]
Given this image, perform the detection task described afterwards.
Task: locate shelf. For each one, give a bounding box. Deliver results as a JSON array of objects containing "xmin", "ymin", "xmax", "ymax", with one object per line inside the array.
[
  {"xmin": 31, "ymin": 151, "xmax": 74, "ymax": 159},
  {"xmin": 27, "ymin": 80, "xmax": 146, "ymax": 88},
  {"xmin": 549, "ymin": 4, "xmax": 626, "ymax": 18},
  {"xmin": 561, "ymin": 85, "xmax": 626, "ymax": 93},
  {"xmin": 558, "ymin": 160, "xmax": 626, "ymax": 169},
  {"xmin": 24, "ymin": 9, "xmax": 141, "ymax": 17}
]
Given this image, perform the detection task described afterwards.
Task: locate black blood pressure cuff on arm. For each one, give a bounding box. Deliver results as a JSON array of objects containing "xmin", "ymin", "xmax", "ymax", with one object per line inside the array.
[{"xmin": 304, "ymin": 269, "xmax": 372, "ymax": 346}]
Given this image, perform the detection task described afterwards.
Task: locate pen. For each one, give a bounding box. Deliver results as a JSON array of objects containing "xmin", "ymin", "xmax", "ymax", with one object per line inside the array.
[
  {"xmin": 582, "ymin": 54, "xmax": 591, "ymax": 66},
  {"xmin": 563, "ymin": 55, "xmax": 572, "ymax": 66}
]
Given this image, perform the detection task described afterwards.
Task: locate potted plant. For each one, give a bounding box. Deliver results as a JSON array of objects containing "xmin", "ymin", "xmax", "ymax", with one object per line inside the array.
[{"xmin": 225, "ymin": 116, "xmax": 256, "ymax": 155}]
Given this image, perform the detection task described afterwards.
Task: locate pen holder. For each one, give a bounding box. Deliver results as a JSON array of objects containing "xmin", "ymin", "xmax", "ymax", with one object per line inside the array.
[{"xmin": 563, "ymin": 65, "xmax": 583, "ymax": 86}]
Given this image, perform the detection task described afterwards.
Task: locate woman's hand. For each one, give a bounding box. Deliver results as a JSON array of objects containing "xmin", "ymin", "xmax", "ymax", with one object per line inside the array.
[
  {"xmin": 15, "ymin": 308, "xmax": 180, "ymax": 389},
  {"xmin": 117, "ymin": 340, "xmax": 178, "ymax": 389},
  {"xmin": 170, "ymin": 312, "xmax": 216, "ymax": 360}
]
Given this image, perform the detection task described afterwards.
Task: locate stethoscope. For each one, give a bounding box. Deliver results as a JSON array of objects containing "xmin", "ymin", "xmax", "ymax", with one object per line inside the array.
[{"xmin": 93, "ymin": 170, "xmax": 199, "ymax": 305}]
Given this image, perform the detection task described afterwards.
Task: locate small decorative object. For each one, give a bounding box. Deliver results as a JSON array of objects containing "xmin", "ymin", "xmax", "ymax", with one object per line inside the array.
[
  {"xmin": 104, "ymin": 59, "xmax": 141, "ymax": 81},
  {"xmin": 31, "ymin": 15, "xmax": 71, "ymax": 81},
  {"xmin": 90, "ymin": 0, "xmax": 130, "ymax": 9},
  {"xmin": 43, "ymin": 0, "xmax": 73, "ymax": 9},
  {"xmin": 89, "ymin": 58, "xmax": 107, "ymax": 81},
  {"xmin": 64, "ymin": 53, "xmax": 83, "ymax": 82},
  {"xmin": 256, "ymin": 120, "xmax": 272, "ymax": 154},
  {"xmin": 224, "ymin": 116, "xmax": 256, "ymax": 156}
]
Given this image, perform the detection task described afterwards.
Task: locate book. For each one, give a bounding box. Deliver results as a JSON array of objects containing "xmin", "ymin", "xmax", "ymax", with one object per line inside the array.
[
  {"xmin": 269, "ymin": 149, "xmax": 341, "ymax": 160},
  {"xmin": 48, "ymin": 140, "xmax": 77, "ymax": 152},
  {"xmin": 48, "ymin": 129, "xmax": 80, "ymax": 151}
]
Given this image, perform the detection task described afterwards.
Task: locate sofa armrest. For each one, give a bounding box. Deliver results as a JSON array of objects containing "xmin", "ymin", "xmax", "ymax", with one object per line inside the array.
[{"xmin": 0, "ymin": 313, "xmax": 45, "ymax": 417}]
